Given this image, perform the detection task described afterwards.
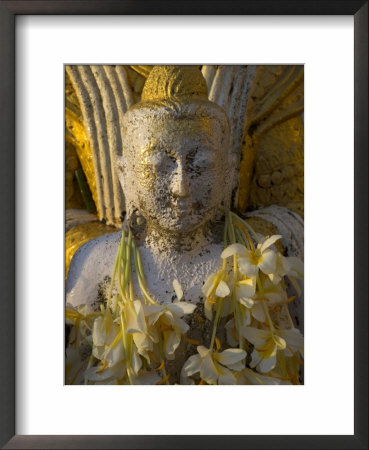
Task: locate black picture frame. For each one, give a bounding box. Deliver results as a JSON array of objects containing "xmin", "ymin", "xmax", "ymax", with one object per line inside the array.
[{"xmin": 0, "ymin": 1, "xmax": 367, "ymax": 449}]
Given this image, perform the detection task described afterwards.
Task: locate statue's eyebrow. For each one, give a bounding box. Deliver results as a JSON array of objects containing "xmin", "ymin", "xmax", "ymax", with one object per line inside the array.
[{"xmin": 140, "ymin": 139, "xmax": 161, "ymax": 155}]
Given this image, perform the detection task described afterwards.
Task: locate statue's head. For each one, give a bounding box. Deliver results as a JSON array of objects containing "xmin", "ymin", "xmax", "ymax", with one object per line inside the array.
[{"xmin": 118, "ymin": 66, "xmax": 231, "ymax": 238}]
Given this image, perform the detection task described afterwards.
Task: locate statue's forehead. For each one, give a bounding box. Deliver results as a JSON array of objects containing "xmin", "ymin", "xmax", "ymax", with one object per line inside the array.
[{"xmin": 130, "ymin": 114, "xmax": 219, "ymax": 143}]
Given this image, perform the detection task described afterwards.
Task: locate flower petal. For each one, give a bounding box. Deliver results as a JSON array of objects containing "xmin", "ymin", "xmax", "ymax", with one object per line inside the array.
[
  {"xmin": 182, "ymin": 354, "xmax": 201, "ymax": 377},
  {"xmin": 92, "ymin": 316, "xmax": 107, "ymax": 347},
  {"xmin": 226, "ymin": 360, "xmax": 245, "ymax": 372},
  {"xmin": 169, "ymin": 302, "xmax": 196, "ymax": 317},
  {"xmin": 125, "ymin": 300, "xmax": 147, "ymax": 334},
  {"xmin": 238, "ymin": 258, "xmax": 259, "ymax": 278},
  {"xmin": 172, "ymin": 279, "xmax": 183, "ymax": 300},
  {"xmin": 131, "ymin": 346, "xmax": 142, "ymax": 374},
  {"xmin": 197, "ymin": 345, "xmax": 211, "ymax": 358},
  {"xmin": 258, "ymin": 351, "xmax": 277, "ymax": 373},
  {"xmin": 204, "ymin": 298, "xmax": 214, "ymax": 321},
  {"xmin": 258, "ymin": 250, "xmax": 277, "ymax": 275},
  {"xmin": 242, "ymin": 368, "xmax": 281, "ymax": 385},
  {"xmin": 201, "ymin": 273, "xmax": 217, "ymax": 297},
  {"xmin": 200, "ymin": 353, "xmax": 218, "ymax": 385},
  {"xmin": 132, "ymin": 331, "xmax": 152, "ymax": 357},
  {"xmin": 272, "ymin": 334, "xmax": 286, "ymax": 350},
  {"xmin": 280, "ymin": 328, "xmax": 304, "ymax": 351},
  {"xmin": 172, "ymin": 317, "xmax": 189, "ymax": 334},
  {"xmin": 282, "ymin": 256, "xmax": 304, "ymax": 278},
  {"xmin": 225, "ymin": 319, "xmax": 238, "ymax": 347},
  {"xmin": 221, "ymin": 243, "xmax": 247, "ymax": 259},
  {"xmin": 239, "ymin": 297, "xmax": 254, "ymax": 309},
  {"xmin": 84, "ymin": 362, "xmax": 126, "ymax": 382},
  {"xmin": 214, "ymin": 362, "xmax": 237, "ymax": 385},
  {"xmin": 237, "ymin": 277, "xmax": 256, "ymax": 297},
  {"xmin": 239, "ymin": 306, "xmax": 252, "ymax": 326},
  {"xmin": 143, "ymin": 305, "xmax": 166, "ymax": 326},
  {"xmin": 241, "ymin": 326, "xmax": 270, "ymax": 347},
  {"xmin": 259, "ymin": 235, "xmax": 282, "ymax": 253},
  {"xmin": 163, "ymin": 331, "xmax": 181, "ymax": 359},
  {"xmin": 216, "ymin": 348, "xmax": 247, "ymax": 367},
  {"xmin": 251, "ymin": 302, "xmax": 266, "ymax": 322},
  {"xmin": 216, "ymin": 280, "xmax": 230, "ymax": 298},
  {"xmin": 104, "ymin": 339, "xmax": 124, "ymax": 367}
]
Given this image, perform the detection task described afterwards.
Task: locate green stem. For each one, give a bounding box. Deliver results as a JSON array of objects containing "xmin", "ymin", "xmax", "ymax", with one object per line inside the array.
[
  {"xmin": 83, "ymin": 354, "xmax": 95, "ymax": 385},
  {"xmin": 231, "ymin": 211, "xmax": 260, "ymax": 244},
  {"xmin": 228, "ymin": 211, "xmax": 236, "ymax": 244},
  {"xmin": 120, "ymin": 311, "xmax": 134, "ymax": 385},
  {"xmin": 257, "ymin": 276, "xmax": 275, "ymax": 332},
  {"xmin": 232, "ymin": 255, "xmax": 244, "ymax": 349},
  {"xmin": 124, "ymin": 230, "xmax": 133, "ymax": 301},
  {"xmin": 209, "ymin": 298, "xmax": 224, "ymax": 351},
  {"xmin": 132, "ymin": 242, "xmax": 156, "ymax": 305},
  {"xmin": 223, "ymin": 215, "xmax": 228, "ymax": 248},
  {"xmin": 135, "ymin": 245, "xmax": 148, "ymax": 288},
  {"xmin": 116, "ymin": 230, "xmax": 127, "ymax": 303},
  {"xmin": 283, "ymin": 303, "xmax": 295, "ymax": 329},
  {"xmin": 110, "ymin": 230, "xmax": 125, "ymax": 312},
  {"xmin": 235, "ymin": 228, "xmax": 248, "ymax": 248},
  {"xmin": 158, "ymin": 334, "xmax": 170, "ymax": 385}
]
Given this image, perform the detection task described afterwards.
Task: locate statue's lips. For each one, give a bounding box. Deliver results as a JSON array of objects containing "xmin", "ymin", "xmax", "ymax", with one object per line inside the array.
[
  {"xmin": 170, "ymin": 201, "xmax": 194, "ymax": 217},
  {"xmin": 169, "ymin": 201, "xmax": 207, "ymax": 221}
]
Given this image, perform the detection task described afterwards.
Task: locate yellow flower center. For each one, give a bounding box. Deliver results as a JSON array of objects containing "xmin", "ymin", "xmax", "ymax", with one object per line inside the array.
[{"xmin": 249, "ymin": 250, "xmax": 261, "ymax": 266}]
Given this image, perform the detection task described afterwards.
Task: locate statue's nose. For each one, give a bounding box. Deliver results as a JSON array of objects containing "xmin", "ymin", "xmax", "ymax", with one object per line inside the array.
[{"xmin": 170, "ymin": 163, "xmax": 190, "ymax": 198}]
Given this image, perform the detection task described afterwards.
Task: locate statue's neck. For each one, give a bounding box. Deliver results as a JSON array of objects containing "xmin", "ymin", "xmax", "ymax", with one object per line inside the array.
[{"xmin": 144, "ymin": 225, "xmax": 214, "ymax": 255}]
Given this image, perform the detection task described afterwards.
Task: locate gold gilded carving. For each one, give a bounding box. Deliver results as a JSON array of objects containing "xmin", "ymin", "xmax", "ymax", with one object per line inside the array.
[
  {"xmin": 65, "ymin": 109, "xmax": 99, "ymax": 215},
  {"xmin": 237, "ymin": 66, "xmax": 304, "ymax": 216},
  {"xmin": 65, "ymin": 70, "xmax": 99, "ymax": 214},
  {"xmin": 124, "ymin": 66, "xmax": 146, "ymax": 103},
  {"xmin": 129, "ymin": 65, "xmax": 153, "ymax": 79},
  {"xmin": 141, "ymin": 65, "xmax": 208, "ymax": 102},
  {"xmin": 65, "ymin": 222, "xmax": 117, "ymax": 277},
  {"xmin": 65, "ymin": 141, "xmax": 84, "ymax": 209}
]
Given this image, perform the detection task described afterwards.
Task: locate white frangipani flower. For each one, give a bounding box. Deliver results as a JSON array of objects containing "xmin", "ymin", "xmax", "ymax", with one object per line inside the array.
[
  {"xmin": 202, "ymin": 270, "xmax": 231, "ymax": 320},
  {"xmin": 84, "ymin": 362, "xmax": 126, "ymax": 383},
  {"xmin": 235, "ymin": 277, "xmax": 256, "ymax": 308},
  {"xmin": 257, "ymin": 277, "xmax": 288, "ymax": 305},
  {"xmin": 221, "ymin": 235, "xmax": 282, "ymax": 278},
  {"xmin": 278, "ymin": 327, "xmax": 304, "ymax": 357},
  {"xmin": 241, "ymin": 326, "xmax": 303, "ymax": 374},
  {"xmin": 182, "ymin": 346, "xmax": 246, "ymax": 385},
  {"xmin": 123, "ymin": 300, "xmax": 153, "ymax": 360},
  {"xmin": 92, "ymin": 306, "xmax": 124, "ymax": 367},
  {"xmin": 240, "ymin": 326, "xmax": 286, "ymax": 373},
  {"xmin": 144, "ymin": 300, "xmax": 196, "ymax": 360},
  {"xmin": 269, "ymin": 253, "xmax": 304, "ymax": 285}
]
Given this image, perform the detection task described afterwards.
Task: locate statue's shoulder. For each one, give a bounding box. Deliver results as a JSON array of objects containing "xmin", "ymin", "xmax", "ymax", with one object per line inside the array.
[{"xmin": 66, "ymin": 231, "xmax": 121, "ymax": 311}]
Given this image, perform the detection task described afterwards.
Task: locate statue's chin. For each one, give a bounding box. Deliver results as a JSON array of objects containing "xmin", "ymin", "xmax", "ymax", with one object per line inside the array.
[{"xmin": 147, "ymin": 214, "xmax": 212, "ymax": 238}]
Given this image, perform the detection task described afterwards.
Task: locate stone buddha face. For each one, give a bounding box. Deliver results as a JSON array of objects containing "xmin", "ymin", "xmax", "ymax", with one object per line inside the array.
[{"xmin": 118, "ymin": 66, "xmax": 231, "ymax": 239}]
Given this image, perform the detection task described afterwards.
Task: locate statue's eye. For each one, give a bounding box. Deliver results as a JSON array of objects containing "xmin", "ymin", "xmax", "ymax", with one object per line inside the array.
[
  {"xmin": 165, "ymin": 152, "xmax": 176, "ymax": 164},
  {"xmin": 147, "ymin": 149, "xmax": 176, "ymax": 170},
  {"xmin": 187, "ymin": 149, "xmax": 214, "ymax": 174}
]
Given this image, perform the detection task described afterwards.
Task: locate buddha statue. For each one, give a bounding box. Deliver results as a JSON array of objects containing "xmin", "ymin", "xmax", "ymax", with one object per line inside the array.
[
  {"xmin": 67, "ymin": 66, "xmax": 234, "ymax": 309},
  {"xmin": 66, "ymin": 66, "xmax": 304, "ymax": 385}
]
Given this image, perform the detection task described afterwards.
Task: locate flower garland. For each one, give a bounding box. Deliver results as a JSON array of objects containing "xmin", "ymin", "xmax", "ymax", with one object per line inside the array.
[{"xmin": 66, "ymin": 211, "xmax": 304, "ymax": 385}]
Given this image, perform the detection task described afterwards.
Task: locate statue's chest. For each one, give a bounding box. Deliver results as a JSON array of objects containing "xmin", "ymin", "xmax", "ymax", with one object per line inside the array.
[{"xmin": 137, "ymin": 243, "xmax": 224, "ymax": 304}]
